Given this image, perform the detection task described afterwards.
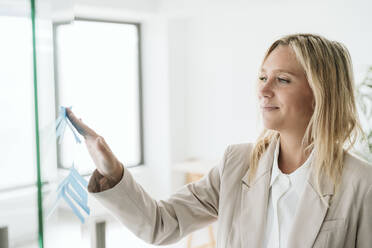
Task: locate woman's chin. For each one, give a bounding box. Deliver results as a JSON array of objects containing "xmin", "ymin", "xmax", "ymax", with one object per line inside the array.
[{"xmin": 262, "ymin": 121, "xmax": 280, "ymax": 131}]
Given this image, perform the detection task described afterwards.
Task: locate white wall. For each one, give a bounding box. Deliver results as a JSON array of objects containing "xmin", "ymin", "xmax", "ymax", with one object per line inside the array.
[{"xmin": 163, "ymin": 0, "xmax": 372, "ymax": 168}]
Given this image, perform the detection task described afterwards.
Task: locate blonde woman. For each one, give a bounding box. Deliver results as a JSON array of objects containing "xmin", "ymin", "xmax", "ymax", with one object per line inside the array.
[{"xmin": 67, "ymin": 33, "xmax": 372, "ymax": 247}]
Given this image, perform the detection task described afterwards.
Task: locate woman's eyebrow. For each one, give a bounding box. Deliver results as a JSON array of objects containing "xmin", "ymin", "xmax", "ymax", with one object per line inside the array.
[{"xmin": 260, "ymin": 68, "xmax": 298, "ymax": 76}]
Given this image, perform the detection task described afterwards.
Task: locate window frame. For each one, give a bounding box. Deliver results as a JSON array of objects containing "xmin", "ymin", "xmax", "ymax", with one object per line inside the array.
[{"xmin": 52, "ymin": 17, "xmax": 145, "ymax": 174}]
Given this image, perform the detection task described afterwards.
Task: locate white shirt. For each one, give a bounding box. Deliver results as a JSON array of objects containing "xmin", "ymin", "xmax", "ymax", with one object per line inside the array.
[{"xmin": 263, "ymin": 139, "xmax": 314, "ymax": 248}]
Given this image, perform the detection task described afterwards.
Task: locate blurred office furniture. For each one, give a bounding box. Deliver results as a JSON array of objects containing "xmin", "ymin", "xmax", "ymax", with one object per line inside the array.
[
  {"xmin": 175, "ymin": 159, "xmax": 219, "ymax": 248},
  {"xmin": 0, "ymin": 226, "xmax": 9, "ymax": 248}
]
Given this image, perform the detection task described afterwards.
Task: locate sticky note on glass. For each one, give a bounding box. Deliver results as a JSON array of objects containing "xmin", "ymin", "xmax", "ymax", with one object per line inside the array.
[
  {"xmin": 47, "ymin": 166, "xmax": 90, "ymax": 223},
  {"xmin": 56, "ymin": 106, "xmax": 81, "ymax": 144}
]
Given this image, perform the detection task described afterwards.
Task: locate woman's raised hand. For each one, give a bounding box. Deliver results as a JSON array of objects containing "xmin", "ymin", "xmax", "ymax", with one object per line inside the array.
[{"xmin": 66, "ymin": 108, "xmax": 124, "ymax": 190}]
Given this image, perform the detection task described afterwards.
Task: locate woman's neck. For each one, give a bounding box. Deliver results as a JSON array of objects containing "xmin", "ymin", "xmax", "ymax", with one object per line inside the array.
[{"xmin": 278, "ymin": 132, "xmax": 312, "ymax": 174}]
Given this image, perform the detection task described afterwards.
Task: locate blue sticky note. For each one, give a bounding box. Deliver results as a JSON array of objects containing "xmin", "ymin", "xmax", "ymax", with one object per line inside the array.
[
  {"xmin": 56, "ymin": 106, "xmax": 81, "ymax": 144},
  {"xmin": 47, "ymin": 106, "xmax": 90, "ymax": 223},
  {"xmin": 47, "ymin": 166, "xmax": 90, "ymax": 223},
  {"xmin": 61, "ymin": 187, "xmax": 85, "ymax": 223}
]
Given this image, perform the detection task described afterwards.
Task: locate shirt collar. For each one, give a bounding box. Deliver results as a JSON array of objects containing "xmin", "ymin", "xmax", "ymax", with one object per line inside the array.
[{"xmin": 270, "ymin": 137, "xmax": 314, "ymax": 188}]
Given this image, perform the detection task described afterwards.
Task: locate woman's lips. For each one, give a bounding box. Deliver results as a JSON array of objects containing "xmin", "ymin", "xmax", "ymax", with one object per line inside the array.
[{"xmin": 262, "ymin": 106, "xmax": 279, "ymax": 111}]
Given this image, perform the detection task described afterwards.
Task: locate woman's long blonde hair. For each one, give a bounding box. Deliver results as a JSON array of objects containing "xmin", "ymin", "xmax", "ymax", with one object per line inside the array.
[{"xmin": 248, "ymin": 33, "xmax": 364, "ymax": 193}]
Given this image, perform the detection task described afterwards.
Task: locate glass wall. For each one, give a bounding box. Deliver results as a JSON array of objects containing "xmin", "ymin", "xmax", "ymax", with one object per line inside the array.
[{"xmin": 0, "ymin": 0, "xmax": 144, "ymax": 247}]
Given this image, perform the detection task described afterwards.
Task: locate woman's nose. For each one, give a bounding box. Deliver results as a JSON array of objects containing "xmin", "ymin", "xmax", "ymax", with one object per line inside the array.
[{"xmin": 258, "ymin": 79, "xmax": 275, "ymax": 98}]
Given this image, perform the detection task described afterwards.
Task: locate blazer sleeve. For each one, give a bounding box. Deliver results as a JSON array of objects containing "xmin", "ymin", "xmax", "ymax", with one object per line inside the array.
[
  {"xmin": 89, "ymin": 145, "xmax": 231, "ymax": 245},
  {"xmin": 356, "ymin": 184, "xmax": 372, "ymax": 247}
]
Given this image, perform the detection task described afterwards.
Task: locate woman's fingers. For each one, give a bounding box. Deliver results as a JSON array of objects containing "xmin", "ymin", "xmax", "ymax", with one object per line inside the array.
[
  {"xmin": 66, "ymin": 108, "xmax": 97, "ymax": 138},
  {"xmin": 65, "ymin": 109, "xmax": 123, "ymax": 182}
]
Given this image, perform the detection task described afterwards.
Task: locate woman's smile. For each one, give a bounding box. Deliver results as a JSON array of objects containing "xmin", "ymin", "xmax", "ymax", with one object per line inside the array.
[{"xmin": 262, "ymin": 107, "xmax": 279, "ymax": 112}]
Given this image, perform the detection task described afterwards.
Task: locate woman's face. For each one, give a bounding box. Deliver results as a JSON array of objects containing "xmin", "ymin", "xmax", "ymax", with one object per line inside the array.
[{"xmin": 258, "ymin": 45, "xmax": 314, "ymax": 133}]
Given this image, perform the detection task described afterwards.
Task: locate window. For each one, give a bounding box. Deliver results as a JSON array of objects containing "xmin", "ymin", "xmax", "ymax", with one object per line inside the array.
[
  {"xmin": 0, "ymin": 16, "xmax": 36, "ymax": 190},
  {"xmin": 54, "ymin": 19, "xmax": 143, "ymax": 174}
]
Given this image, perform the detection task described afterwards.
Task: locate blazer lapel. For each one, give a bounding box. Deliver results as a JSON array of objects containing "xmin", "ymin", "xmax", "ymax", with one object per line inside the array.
[
  {"xmin": 287, "ymin": 159, "xmax": 335, "ymax": 248},
  {"xmin": 240, "ymin": 139, "xmax": 278, "ymax": 247}
]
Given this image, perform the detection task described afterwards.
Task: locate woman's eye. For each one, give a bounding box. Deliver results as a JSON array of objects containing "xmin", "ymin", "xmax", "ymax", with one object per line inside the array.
[
  {"xmin": 259, "ymin": 76, "xmax": 267, "ymax": 82},
  {"xmin": 278, "ymin": 77, "xmax": 290, "ymax": 83}
]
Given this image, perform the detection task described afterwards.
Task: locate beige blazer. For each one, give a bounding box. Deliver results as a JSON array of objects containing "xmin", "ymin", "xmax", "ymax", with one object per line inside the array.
[{"xmin": 91, "ymin": 139, "xmax": 372, "ymax": 247}]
